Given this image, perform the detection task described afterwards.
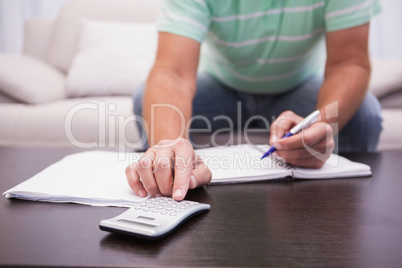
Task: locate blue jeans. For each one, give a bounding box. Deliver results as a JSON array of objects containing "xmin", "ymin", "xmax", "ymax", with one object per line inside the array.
[{"xmin": 133, "ymin": 73, "xmax": 382, "ymax": 153}]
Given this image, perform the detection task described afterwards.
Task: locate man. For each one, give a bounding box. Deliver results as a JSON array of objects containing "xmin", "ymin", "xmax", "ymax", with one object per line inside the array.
[{"xmin": 126, "ymin": 0, "xmax": 383, "ymax": 201}]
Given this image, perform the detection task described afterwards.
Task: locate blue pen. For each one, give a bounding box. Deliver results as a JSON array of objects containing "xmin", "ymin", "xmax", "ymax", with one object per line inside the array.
[{"xmin": 261, "ymin": 110, "xmax": 320, "ymax": 160}]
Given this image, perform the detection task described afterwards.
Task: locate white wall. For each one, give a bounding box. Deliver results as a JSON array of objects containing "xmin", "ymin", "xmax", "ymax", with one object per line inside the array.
[
  {"xmin": 369, "ymin": 0, "xmax": 402, "ymax": 59},
  {"xmin": 0, "ymin": 0, "xmax": 66, "ymax": 54}
]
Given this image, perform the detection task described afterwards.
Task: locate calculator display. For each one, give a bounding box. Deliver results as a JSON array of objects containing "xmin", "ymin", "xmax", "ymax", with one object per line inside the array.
[
  {"xmin": 118, "ymin": 219, "xmax": 158, "ymax": 228},
  {"xmin": 137, "ymin": 216, "xmax": 156, "ymax": 221}
]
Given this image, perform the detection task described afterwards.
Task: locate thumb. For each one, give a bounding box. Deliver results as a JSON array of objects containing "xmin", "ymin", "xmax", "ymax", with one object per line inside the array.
[{"xmin": 189, "ymin": 154, "xmax": 212, "ymax": 189}]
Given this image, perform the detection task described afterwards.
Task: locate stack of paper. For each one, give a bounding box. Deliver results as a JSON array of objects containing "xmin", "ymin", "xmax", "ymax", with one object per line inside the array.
[{"xmin": 4, "ymin": 151, "xmax": 148, "ymax": 207}]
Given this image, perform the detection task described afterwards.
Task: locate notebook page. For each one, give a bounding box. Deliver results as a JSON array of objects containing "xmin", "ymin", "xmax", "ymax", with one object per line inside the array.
[
  {"xmin": 196, "ymin": 144, "xmax": 292, "ymax": 184},
  {"xmin": 3, "ymin": 151, "xmax": 148, "ymax": 207},
  {"xmin": 292, "ymin": 154, "xmax": 371, "ymax": 179}
]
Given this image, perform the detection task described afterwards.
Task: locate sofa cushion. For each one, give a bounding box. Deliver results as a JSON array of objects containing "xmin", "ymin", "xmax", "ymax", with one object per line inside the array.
[
  {"xmin": 66, "ymin": 20, "xmax": 157, "ymax": 97},
  {"xmin": 47, "ymin": 0, "xmax": 161, "ymax": 73},
  {"xmin": 0, "ymin": 54, "xmax": 65, "ymax": 104},
  {"xmin": 369, "ymin": 59, "xmax": 402, "ymax": 98},
  {"xmin": 0, "ymin": 97, "xmax": 141, "ymax": 148}
]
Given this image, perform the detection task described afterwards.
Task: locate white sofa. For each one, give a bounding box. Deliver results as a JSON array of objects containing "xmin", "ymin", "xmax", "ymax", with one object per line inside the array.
[{"xmin": 0, "ymin": 0, "xmax": 401, "ymax": 151}]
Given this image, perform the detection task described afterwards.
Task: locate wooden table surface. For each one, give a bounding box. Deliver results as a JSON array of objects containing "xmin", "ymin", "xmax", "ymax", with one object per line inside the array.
[{"xmin": 0, "ymin": 147, "xmax": 401, "ymax": 267}]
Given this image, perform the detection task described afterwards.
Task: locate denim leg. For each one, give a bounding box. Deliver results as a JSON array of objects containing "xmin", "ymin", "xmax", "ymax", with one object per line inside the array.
[
  {"xmin": 133, "ymin": 73, "xmax": 383, "ymax": 153},
  {"xmin": 260, "ymin": 75, "xmax": 324, "ymax": 119},
  {"xmin": 191, "ymin": 73, "xmax": 247, "ymax": 131},
  {"xmin": 133, "ymin": 82, "xmax": 148, "ymax": 149}
]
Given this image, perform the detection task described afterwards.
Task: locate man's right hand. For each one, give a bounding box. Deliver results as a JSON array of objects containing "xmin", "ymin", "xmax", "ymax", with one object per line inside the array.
[{"xmin": 125, "ymin": 138, "xmax": 212, "ymax": 201}]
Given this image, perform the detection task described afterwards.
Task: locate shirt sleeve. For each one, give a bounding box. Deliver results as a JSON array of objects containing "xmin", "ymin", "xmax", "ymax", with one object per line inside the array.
[
  {"xmin": 325, "ymin": 0, "xmax": 382, "ymax": 32},
  {"xmin": 157, "ymin": 0, "xmax": 211, "ymax": 43}
]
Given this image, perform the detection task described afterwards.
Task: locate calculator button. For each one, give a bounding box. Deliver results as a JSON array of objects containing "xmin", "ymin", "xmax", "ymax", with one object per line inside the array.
[
  {"xmin": 175, "ymin": 209, "xmax": 181, "ymax": 212},
  {"xmin": 143, "ymin": 208, "xmax": 150, "ymax": 211},
  {"xmin": 169, "ymin": 212, "xmax": 177, "ymax": 216},
  {"xmin": 151, "ymin": 209, "xmax": 159, "ymax": 213}
]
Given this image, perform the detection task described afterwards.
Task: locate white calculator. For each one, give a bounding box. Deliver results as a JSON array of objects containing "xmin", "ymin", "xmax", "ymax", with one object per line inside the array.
[{"xmin": 99, "ymin": 197, "xmax": 211, "ymax": 240}]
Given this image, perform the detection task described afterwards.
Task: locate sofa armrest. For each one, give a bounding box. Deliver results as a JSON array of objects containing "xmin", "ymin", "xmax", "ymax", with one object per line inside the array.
[
  {"xmin": 369, "ymin": 59, "xmax": 402, "ymax": 99},
  {"xmin": 0, "ymin": 54, "xmax": 66, "ymax": 104},
  {"xmin": 23, "ymin": 18, "xmax": 55, "ymax": 63},
  {"xmin": 378, "ymin": 109, "xmax": 402, "ymax": 151}
]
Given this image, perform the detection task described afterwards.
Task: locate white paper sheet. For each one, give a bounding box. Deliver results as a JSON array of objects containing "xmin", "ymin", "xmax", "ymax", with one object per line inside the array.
[
  {"xmin": 197, "ymin": 144, "xmax": 292, "ymax": 183},
  {"xmin": 3, "ymin": 151, "xmax": 148, "ymax": 207}
]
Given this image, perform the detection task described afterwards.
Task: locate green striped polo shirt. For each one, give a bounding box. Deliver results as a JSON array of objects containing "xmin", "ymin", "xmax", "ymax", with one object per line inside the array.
[{"xmin": 157, "ymin": 0, "xmax": 382, "ymax": 94}]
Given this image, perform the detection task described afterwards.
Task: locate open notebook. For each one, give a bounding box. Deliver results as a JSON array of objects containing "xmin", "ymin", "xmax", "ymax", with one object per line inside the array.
[
  {"xmin": 197, "ymin": 144, "xmax": 371, "ymax": 184},
  {"xmin": 3, "ymin": 144, "xmax": 371, "ymax": 207}
]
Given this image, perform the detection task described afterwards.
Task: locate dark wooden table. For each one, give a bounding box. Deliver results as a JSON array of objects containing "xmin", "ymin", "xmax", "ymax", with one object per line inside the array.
[{"xmin": 1, "ymin": 147, "xmax": 402, "ymax": 268}]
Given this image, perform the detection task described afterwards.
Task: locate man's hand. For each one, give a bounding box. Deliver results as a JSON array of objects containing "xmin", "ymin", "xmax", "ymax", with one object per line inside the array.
[
  {"xmin": 270, "ymin": 111, "xmax": 335, "ymax": 168},
  {"xmin": 125, "ymin": 138, "xmax": 212, "ymax": 201}
]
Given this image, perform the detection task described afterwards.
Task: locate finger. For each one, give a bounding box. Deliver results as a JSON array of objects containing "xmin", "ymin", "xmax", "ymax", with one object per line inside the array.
[
  {"xmin": 136, "ymin": 149, "xmax": 161, "ymax": 197},
  {"xmin": 274, "ymin": 139, "xmax": 331, "ymax": 164},
  {"xmin": 270, "ymin": 111, "xmax": 302, "ymax": 145},
  {"xmin": 171, "ymin": 139, "xmax": 195, "ymax": 201},
  {"xmin": 189, "ymin": 154, "xmax": 212, "ymax": 189},
  {"xmin": 276, "ymin": 122, "xmax": 332, "ymax": 151},
  {"xmin": 153, "ymin": 149, "xmax": 174, "ymax": 196},
  {"xmin": 125, "ymin": 163, "xmax": 147, "ymax": 197},
  {"xmin": 274, "ymin": 147, "xmax": 316, "ymax": 162},
  {"xmin": 280, "ymin": 136, "xmax": 332, "ymax": 157}
]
